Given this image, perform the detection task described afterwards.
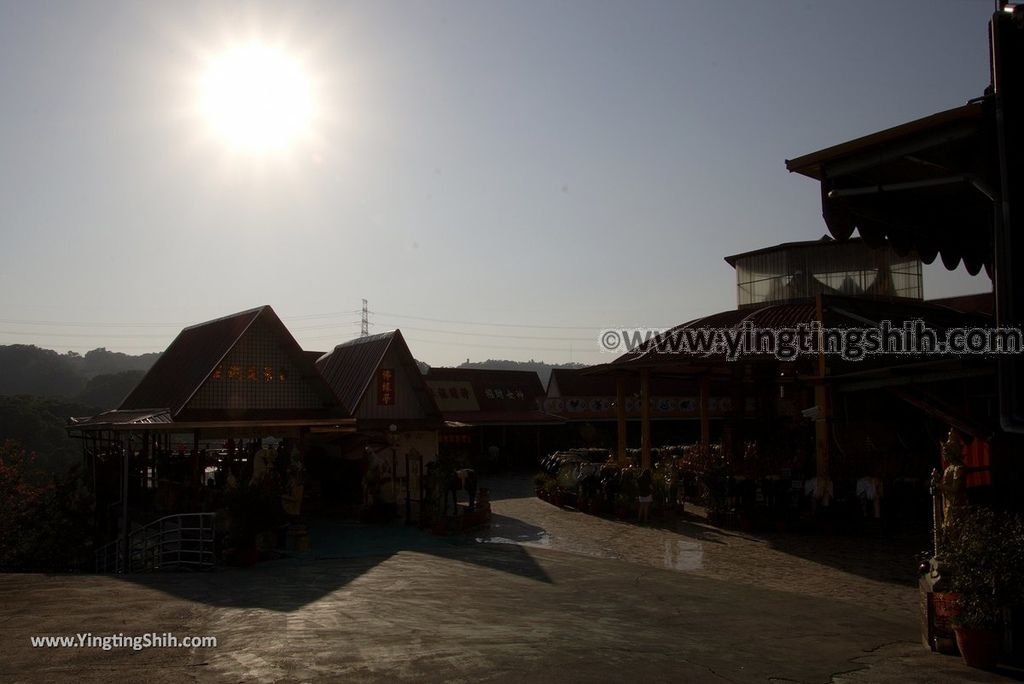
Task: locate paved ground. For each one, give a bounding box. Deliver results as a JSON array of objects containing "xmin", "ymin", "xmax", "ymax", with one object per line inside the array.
[
  {"xmin": 480, "ymin": 476, "xmax": 921, "ymax": 621},
  {"xmin": 0, "ymin": 474, "xmax": 1021, "ymax": 683}
]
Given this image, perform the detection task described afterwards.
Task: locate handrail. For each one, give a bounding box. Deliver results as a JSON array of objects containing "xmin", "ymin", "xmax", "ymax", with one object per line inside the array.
[{"xmin": 95, "ymin": 512, "xmax": 216, "ymax": 573}]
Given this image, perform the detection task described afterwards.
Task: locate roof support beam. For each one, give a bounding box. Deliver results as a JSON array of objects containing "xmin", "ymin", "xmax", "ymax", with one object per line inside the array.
[
  {"xmin": 828, "ymin": 175, "xmax": 993, "ymax": 200},
  {"xmin": 819, "ymin": 122, "xmax": 978, "ymax": 178}
]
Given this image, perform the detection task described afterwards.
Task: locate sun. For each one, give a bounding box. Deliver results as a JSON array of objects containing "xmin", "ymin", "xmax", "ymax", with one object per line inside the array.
[{"xmin": 198, "ymin": 43, "xmax": 313, "ymax": 154}]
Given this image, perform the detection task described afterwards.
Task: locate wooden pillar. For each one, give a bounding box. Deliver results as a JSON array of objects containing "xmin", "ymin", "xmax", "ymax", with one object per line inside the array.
[
  {"xmin": 729, "ymin": 365, "xmax": 745, "ymax": 462},
  {"xmin": 814, "ymin": 294, "xmax": 830, "ymax": 483},
  {"xmin": 616, "ymin": 374, "xmax": 627, "ymax": 466},
  {"xmin": 120, "ymin": 433, "xmax": 130, "ymax": 572},
  {"xmin": 640, "ymin": 369, "xmax": 651, "ymax": 470},
  {"xmin": 699, "ymin": 374, "xmax": 711, "ymax": 455}
]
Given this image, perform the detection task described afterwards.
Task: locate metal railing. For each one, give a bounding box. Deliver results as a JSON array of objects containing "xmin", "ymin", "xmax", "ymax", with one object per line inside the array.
[{"xmin": 95, "ymin": 512, "xmax": 216, "ymax": 574}]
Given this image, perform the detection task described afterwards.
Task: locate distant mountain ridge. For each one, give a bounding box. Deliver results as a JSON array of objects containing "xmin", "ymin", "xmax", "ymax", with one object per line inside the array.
[
  {"xmin": 0, "ymin": 345, "xmax": 159, "ymax": 408},
  {"xmin": 0, "ymin": 344, "xmax": 588, "ymax": 408},
  {"xmin": 455, "ymin": 359, "xmax": 587, "ymax": 387}
]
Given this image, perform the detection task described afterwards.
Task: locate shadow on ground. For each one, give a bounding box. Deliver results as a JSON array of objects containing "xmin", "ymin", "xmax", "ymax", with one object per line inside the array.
[{"xmin": 106, "ymin": 520, "xmax": 551, "ymax": 613}]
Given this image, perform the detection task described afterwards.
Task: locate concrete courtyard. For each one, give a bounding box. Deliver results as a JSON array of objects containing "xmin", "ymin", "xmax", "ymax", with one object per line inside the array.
[{"xmin": 0, "ymin": 475, "xmax": 1020, "ymax": 683}]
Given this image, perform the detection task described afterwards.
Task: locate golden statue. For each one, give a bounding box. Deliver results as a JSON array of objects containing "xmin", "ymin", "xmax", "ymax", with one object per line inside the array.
[{"xmin": 938, "ymin": 429, "xmax": 967, "ymax": 531}]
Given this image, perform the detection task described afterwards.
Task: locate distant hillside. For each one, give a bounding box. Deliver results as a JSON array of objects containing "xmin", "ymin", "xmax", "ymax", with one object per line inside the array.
[
  {"xmin": 0, "ymin": 396, "xmax": 101, "ymax": 472},
  {"xmin": 0, "ymin": 345, "xmax": 158, "ymax": 408},
  {"xmin": 75, "ymin": 370, "xmax": 147, "ymax": 409},
  {"xmin": 75, "ymin": 347, "xmax": 160, "ymax": 378},
  {"xmin": 456, "ymin": 359, "xmax": 587, "ymax": 386}
]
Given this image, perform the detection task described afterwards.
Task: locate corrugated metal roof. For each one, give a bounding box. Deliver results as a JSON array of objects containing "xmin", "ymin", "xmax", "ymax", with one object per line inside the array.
[
  {"xmin": 69, "ymin": 409, "xmax": 174, "ymax": 427},
  {"xmin": 316, "ymin": 332, "xmax": 394, "ymax": 414},
  {"xmin": 785, "ymin": 103, "xmax": 985, "ymax": 180},
  {"xmin": 315, "ymin": 330, "xmax": 441, "ymax": 421},
  {"xmin": 724, "ymin": 234, "xmax": 837, "ymax": 267}
]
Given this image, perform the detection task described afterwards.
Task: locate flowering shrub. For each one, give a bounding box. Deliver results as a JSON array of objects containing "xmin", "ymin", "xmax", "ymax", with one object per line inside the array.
[{"xmin": 0, "ymin": 439, "xmax": 93, "ymax": 571}]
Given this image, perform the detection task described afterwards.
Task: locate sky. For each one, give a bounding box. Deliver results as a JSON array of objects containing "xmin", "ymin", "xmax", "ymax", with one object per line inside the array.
[{"xmin": 0, "ymin": 0, "xmax": 998, "ymax": 367}]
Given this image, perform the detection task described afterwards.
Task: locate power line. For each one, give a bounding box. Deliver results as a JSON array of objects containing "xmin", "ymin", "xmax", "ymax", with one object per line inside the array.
[
  {"xmin": 284, "ymin": 309, "xmax": 361, "ymax": 321},
  {"xmin": 289, "ymin": 320, "xmax": 363, "ymax": 332},
  {"xmin": 373, "ymin": 321, "xmax": 594, "ymax": 342},
  {"xmin": 403, "ymin": 336, "xmax": 589, "ymax": 354},
  {"xmin": 371, "ymin": 309, "xmax": 605, "ymax": 331},
  {"xmin": 299, "ymin": 326, "xmax": 366, "ymax": 343}
]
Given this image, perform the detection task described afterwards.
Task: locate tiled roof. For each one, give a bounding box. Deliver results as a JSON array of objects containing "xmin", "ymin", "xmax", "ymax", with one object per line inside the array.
[
  {"xmin": 926, "ymin": 292, "xmax": 994, "ymax": 317},
  {"xmin": 610, "ymin": 300, "xmax": 818, "ymax": 366},
  {"xmin": 119, "ymin": 306, "xmax": 339, "ymax": 417},
  {"xmin": 547, "ymin": 368, "xmax": 691, "ymax": 396},
  {"xmin": 425, "ymin": 367, "xmax": 566, "ymax": 425},
  {"xmin": 426, "ymin": 368, "xmax": 545, "ymax": 412},
  {"xmin": 120, "ymin": 307, "xmax": 266, "ymax": 414},
  {"xmin": 603, "ymin": 294, "xmax": 990, "ymax": 370}
]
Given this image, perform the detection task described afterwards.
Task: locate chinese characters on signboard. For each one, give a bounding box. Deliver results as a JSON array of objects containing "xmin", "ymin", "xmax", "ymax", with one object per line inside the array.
[
  {"xmin": 483, "ymin": 387, "xmax": 526, "ymax": 400},
  {"xmin": 435, "ymin": 386, "xmax": 472, "ymax": 400},
  {"xmin": 212, "ymin": 364, "xmax": 287, "ymax": 383},
  {"xmin": 377, "ymin": 368, "xmax": 396, "ymax": 406}
]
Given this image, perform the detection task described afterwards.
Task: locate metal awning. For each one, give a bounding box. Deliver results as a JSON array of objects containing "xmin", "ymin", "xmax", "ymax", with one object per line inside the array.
[
  {"xmin": 786, "ymin": 100, "xmax": 998, "ymax": 276},
  {"xmin": 67, "ymin": 412, "xmax": 357, "ymax": 434}
]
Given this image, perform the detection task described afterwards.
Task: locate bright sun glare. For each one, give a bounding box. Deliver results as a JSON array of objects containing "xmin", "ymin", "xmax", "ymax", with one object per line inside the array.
[{"xmin": 199, "ymin": 44, "xmax": 313, "ymax": 154}]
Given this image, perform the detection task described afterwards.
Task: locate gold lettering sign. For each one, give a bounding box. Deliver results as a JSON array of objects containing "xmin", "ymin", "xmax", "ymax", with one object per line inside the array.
[{"xmin": 377, "ymin": 368, "xmax": 395, "ymax": 406}]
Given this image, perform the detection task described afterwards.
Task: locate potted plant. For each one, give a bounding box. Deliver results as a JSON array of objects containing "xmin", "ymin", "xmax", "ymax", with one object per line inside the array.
[{"xmin": 941, "ymin": 505, "xmax": 1024, "ymax": 669}]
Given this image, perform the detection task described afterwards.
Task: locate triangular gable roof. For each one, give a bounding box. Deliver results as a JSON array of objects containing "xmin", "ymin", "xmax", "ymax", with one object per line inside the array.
[
  {"xmin": 316, "ymin": 330, "xmax": 441, "ymax": 420},
  {"xmin": 120, "ymin": 306, "xmax": 339, "ymax": 416}
]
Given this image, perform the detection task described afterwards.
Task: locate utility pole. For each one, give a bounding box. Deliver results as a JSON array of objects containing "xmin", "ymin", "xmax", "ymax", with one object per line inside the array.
[{"xmin": 361, "ymin": 299, "xmax": 369, "ymax": 337}]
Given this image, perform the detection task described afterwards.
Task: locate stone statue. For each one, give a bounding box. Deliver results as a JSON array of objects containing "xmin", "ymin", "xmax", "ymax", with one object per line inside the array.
[{"xmin": 938, "ymin": 429, "xmax": 967, "ymax": 532}]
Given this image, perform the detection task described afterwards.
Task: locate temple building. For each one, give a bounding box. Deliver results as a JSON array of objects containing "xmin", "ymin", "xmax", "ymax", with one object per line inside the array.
[
  {"xmin": 588, "ymin": 236, "xmax": 995, "ymax": 523},
  {"xmin": 313, "ymin": 330, "xmax": 442, "ymax": 518}
]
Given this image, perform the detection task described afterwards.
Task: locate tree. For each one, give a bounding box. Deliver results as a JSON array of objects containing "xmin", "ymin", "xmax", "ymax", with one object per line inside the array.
[{"xmin": 0, "ymin": 440, "xmax": 94, "ymax": 571}]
